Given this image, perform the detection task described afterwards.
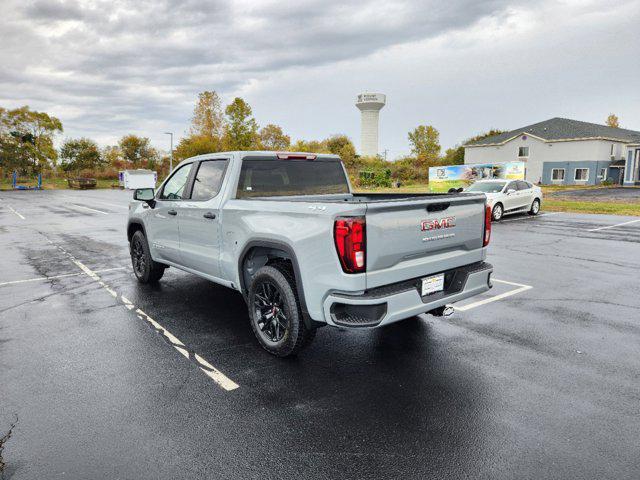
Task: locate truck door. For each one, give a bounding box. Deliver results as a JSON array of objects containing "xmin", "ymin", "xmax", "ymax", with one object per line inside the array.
[
  {"xmin": 146, "ymin": 162, "xmax": 194, "ymax": 264},
  {"xmin": 177, "ymin": 159, "xmax": 229, "ymax": 279}
]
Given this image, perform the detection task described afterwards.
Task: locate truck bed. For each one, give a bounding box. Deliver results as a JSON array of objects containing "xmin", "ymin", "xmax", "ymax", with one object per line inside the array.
[{"xmin": 241, "ymin": 192, "xmax": 480, "ymax": 203}]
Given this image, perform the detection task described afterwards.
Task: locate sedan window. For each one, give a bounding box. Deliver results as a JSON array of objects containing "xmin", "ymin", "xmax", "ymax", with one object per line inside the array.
[
  {"xmin": 466, "ymin": 182, "xmax": 506, "ymax": 193},
  {"xmin": 505, "ymin": 181, "xmax": 519, "ymax": 192},
  {"xmin": 516, "ymin": 180, "xmax": 531, "ymax": 190}
]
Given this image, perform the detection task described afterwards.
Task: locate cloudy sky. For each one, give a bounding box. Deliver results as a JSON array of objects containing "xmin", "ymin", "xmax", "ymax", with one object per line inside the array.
[{"xmin": 1, "ymin": 0, "xmax": 639, "ymax": 157}]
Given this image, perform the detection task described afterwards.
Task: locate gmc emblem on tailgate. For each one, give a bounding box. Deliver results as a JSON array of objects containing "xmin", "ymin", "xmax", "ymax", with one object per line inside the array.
[{"xmin": 421, "ymin": 216, "xmax": 456, "ymax": 231}]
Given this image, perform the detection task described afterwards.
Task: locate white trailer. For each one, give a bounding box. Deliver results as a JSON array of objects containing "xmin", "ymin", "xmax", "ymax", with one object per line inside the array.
[{"xmin": 118, "ymin": 169, "xmax": 157, "ymax": 190}]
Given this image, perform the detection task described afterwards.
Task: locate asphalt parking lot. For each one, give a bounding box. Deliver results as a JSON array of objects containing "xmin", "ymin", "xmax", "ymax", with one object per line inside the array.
[
  {"xmin": 1, "ymin": 190, "xmax": 639, "ymax": 479},
  {"xmin": 548, "ymin": 186, "xmax": 640, "ymax": 202}
]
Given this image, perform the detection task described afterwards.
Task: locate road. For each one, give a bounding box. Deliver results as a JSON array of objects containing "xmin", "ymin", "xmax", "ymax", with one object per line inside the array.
[{"xmin": 1, "ymin": 189, "xmax": 639, "ymax": 479}]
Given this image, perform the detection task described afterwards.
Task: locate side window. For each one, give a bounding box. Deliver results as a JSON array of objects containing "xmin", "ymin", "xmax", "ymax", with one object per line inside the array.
[
  {"xmin": 516, "ymin": 180, "xmax": 530, "ymax": 190},
  {"xmin": 191, "ymin": 160, "xmax": 228, "ymax": 201},
  {"xmin": 159, "ymin": 163, "xmax": 193, "ymax": 200},
  {"xmin": 505, "ymin": 181, "xmax": 518, "ymax": 192}
]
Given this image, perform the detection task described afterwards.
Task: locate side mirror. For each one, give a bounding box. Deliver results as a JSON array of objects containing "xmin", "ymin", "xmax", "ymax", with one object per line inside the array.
[
  {"xmin": 134, "ymin": 188, "xmax": 155, "ymax": 206},
  {"xmin": 507, "ymin": 188, "xmax": 516, "ymax": 195}
]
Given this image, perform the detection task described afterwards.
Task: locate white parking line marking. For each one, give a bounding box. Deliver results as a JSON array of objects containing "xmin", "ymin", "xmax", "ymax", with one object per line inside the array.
[
  {"xmin": 42, "ymin": 236, "xmax": 239, "ymax": 392},
  {"xmin": 7, "ymin": 205, "xmax": 25, "ymax": 219},
  {"xmin": 587, "ymin": 218, "xmax": 640, "ymax": 232},
  {"xmin": 454, "ymin": 278, "xmax": 533, "ymax": 312},
  {"xmin": 500, "ymin": 212, "xmax": 559, "ymax": 223},
  {"xmin": 70, "ymin": 204, "xmax": 109, "ymax": 215},
  {"xmin": 491, "ymin": 278, "xmax": 531, "ymax": 288},
  {"xmin": 62, "ymin": 196, "xmax": 128, "ymax": 210},
  {"xmin": 0, "ymin": 267, "xmax": 125, "ymax": 287}
]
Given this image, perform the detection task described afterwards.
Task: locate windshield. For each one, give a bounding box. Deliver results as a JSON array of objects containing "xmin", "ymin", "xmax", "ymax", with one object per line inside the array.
[{"xmin": 466, "ymin": 182, "xmax": 506, "ymax": 193}]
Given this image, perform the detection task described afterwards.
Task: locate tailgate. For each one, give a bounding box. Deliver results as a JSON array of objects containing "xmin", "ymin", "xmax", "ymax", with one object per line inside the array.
[{"xmin": 365, "ymin": 195, "xmax": 486, "ymax": 289}]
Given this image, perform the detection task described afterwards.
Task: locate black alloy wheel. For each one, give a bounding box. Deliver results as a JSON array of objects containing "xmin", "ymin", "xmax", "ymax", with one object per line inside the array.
[
  {"xmin": 131, "ymin": 235, "xmax": 146, "ymax": 277},
  {"xmin": 253, "ymin": 280, "xmax": 288, "ymax": 343}
]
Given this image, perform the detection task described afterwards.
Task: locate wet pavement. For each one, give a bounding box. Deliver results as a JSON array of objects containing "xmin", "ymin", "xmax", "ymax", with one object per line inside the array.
[
  {"xmin": 1, "ymin": 189, "xmax": 639, "ymax": 479},
  {"xmin": 548, "ymin": 186, "xmax": 640, "ymax": 202}
]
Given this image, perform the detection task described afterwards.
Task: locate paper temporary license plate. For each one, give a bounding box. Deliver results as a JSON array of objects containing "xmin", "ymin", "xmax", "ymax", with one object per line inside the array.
[{"xmin": 421, "ymin": 273, "xmax": 445, "ymax": 296}]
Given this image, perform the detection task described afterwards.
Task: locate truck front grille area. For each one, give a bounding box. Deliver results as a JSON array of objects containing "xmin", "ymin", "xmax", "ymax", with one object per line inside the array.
[{"xmin": 330, "ymin": 302, "xmax": 387, "ymax": 328}]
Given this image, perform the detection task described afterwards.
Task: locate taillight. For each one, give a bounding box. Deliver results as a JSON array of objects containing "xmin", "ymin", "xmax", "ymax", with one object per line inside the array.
[
  {"xmin": 334, "ymin": 217, "xmax": 366, "ymax": 273},
  {"xmin": 483, "ymin": 205, "xmax": 492, "ymax": 247}
]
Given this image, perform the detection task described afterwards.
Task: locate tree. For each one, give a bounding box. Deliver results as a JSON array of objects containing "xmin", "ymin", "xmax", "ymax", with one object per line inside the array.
[
  {"xmin": 118, "ymin": 134, "xmax": 157, "ymax": 168},
  {"xmin": 102, "ymin": 145, "xmax": 123, "ymax": 168},
  {"xmin": 326, "ymin": 134, "xmax": 353, "ymax": 155},
  {"xmin": 191, "ymin": 91, "xmax": 224, "ymax": 138},
  {"xmin": 408, "ymin": 125, "xmax": 441, "ymax": 162},
  {"xmin": 326, "ymin": 134, "xmax": 357, "ymax": 168},
  {"xmin": 442, "ymin": 146, "xmax": 465, "ymax": 165},
  {"xmin": 259, "ymin": 124, "xmax": 290, "ymax": 150},
  {"xmin": 0, "ymin": 106, "xmax": 63, "ymax": 174},
  {"xmin": 223, "ymin": 97, "xmax": 259, "ymax": 150},
  {"xmin": 290, "ymin": 139, "xmax": 329, "ymax": 153},
  {"xmin": 606, "ymin": 114, "xmax": 619, "ymax": 128},
  {"xmin": 174, "ymin": 134, "xmax": 223, "ymax": 160},
  {"xmin": 465, "ymin": 129, "xmax": 506, "ymax": 144},
  {"xmin": 59, "ymin": 138, "xmax": 103, "ymax": 175}
]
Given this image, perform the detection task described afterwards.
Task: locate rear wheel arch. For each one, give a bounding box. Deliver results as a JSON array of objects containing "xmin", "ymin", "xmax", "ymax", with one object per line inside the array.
[{"xmin": 238, "ymin": 240, "xmax": 314, "ymax": 326}]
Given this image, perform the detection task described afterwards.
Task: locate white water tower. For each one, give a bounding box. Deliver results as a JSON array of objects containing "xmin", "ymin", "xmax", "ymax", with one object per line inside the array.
[{"xmin": 356, "ymin": 93, "xmax": 386, "ymax": 157}]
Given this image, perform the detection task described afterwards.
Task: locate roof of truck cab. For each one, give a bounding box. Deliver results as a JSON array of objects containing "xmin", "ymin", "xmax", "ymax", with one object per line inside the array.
[{"xmin": 186, "ymin": 151, "xmax": 341, "ymax": 160}]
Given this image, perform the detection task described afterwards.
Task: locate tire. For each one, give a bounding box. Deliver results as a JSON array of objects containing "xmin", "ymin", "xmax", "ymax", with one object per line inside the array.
[
  {"xmin": 528, "ymin": 198, "xmax": 540, "ymax": 215},
  {"xmin": 492, "ymin": 203, "xmax": 504, "ymax": 222},
  {"xmin": 247, "ymin": 264, "xmax": 315, "ymax": 357},
  {"xmin": 130, "ymin": 230, "xmax": 166, "ymax": 283}
]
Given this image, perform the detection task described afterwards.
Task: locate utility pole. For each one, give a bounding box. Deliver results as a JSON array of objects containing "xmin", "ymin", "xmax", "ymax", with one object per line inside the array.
[
  {"xmin": 164, "ymin": 132, "xmax": 174, "ymax": 173},
  {"xmin": 383, "ymin": 149, "xmax": 388, "ymax": 161}
]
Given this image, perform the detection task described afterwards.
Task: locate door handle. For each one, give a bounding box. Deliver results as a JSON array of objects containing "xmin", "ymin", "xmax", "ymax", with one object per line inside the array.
[
  {"xmin": 167, "ymin": 209, "xmax": 177, "ymax": 216},
  {"xmin": 203, "ymin": 212, "xmax": 216, "ymax": 219}
]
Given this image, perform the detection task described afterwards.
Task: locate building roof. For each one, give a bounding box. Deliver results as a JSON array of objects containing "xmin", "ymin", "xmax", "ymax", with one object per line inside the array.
[{"xmin": 465, "ymin": 117, "xmax": 640, "ymax": 147}]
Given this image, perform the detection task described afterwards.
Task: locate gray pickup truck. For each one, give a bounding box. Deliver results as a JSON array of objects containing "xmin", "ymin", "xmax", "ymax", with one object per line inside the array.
[{"xmin": 127, "ymin": 151, "xmax": 493, "ymax": 356}]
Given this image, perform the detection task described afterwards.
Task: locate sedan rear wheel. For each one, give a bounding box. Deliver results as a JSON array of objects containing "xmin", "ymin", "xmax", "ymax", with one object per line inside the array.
[
  {"xmin": 528, "ymin": 198, "xmax": 540, "ymax": 215},
  {"xmin": 492, "ymin": 203, "xmax": 503, "ymax": 221}
]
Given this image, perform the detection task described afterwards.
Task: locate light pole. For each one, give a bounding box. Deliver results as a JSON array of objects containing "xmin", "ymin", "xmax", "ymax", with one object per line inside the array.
[{"xmin": 164, "ymin": 132, "xmax": 174, "ymax": 173}]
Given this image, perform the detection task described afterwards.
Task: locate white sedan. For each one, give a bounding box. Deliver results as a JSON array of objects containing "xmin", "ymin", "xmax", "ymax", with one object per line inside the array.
[{"xmin": 465, "ymin": 179, "xmax": 543, "ymax": 221}]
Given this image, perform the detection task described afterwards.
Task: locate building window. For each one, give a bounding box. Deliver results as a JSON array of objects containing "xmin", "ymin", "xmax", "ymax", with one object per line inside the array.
[
  {"xmin": 518, "ymin": 146, "xmax": 529, "ymax": 157},
  {"xmin": 574, "ymin": 168, "xmax": 589, "ymax": 181},
  {"xmin": 599, "ymin": 168, "xmax": 607, "ymax": 180},
  {"xmin": 551, "ymin": 168, "xmax": 565, "ymax": 181},
  {"xmin": 610, "ymin": 144, "xmax": 616, "ymax": 160}
]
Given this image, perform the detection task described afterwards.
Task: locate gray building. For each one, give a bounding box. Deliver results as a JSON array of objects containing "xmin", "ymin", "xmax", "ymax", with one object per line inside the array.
[{"xmin": 464, "ymin": 118, "xmax": 640, "ymax": 186}]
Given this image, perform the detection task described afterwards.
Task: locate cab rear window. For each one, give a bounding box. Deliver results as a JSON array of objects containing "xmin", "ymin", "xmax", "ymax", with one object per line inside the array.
[{"xmin": 237, "ymin": 158, "xmax": 349, "ymax": 198}]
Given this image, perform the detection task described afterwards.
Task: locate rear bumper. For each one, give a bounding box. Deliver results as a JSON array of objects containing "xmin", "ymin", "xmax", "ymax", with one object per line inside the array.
[{"xmin": 322, "ymin": 262, "xmax": 493, "ymax": 328}]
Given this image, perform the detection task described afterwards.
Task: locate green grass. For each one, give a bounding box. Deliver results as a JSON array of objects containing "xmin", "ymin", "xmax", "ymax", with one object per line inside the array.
[
  {"xmin": 1, "ymin": 177, "xmax": 119, "ymax": 190},
  {"xmin": 354, "ymin": 183, "xmax": 431, "ymax": 194},
  {"xmin": 543, "ymin": 199, "xmax": 640, "ymax": 216}
]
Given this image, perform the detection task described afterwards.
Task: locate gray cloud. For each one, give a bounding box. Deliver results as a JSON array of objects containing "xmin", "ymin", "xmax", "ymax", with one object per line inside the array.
[{"xmin": 1, "ymin": 0, "xmax": 639, "ymax": 153}]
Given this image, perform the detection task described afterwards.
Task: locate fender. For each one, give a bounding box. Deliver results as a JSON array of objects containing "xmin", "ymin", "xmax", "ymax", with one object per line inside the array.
[
  {"xmin": 127, "ymin": 219, "xmax": 147, "ymax": 242},
  {"xmin": 238, "ymin": 239, "xmax": 320, "ymax": 328}
]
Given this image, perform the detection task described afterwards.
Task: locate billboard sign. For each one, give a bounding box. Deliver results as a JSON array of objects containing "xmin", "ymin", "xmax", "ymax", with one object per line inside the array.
[{"xmin": 428, "ymin": 162, "xmax": 525, "ymax": 191}]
